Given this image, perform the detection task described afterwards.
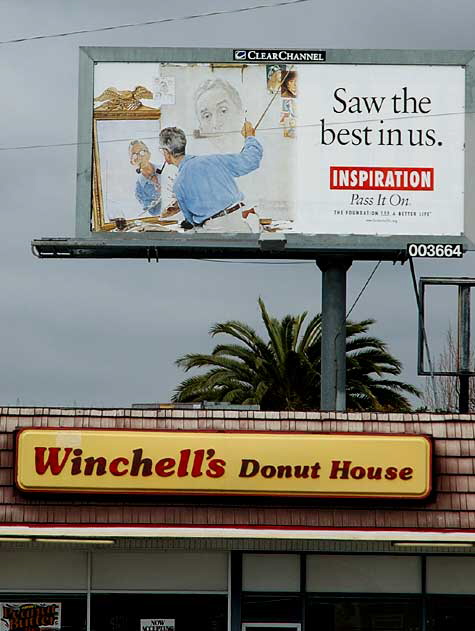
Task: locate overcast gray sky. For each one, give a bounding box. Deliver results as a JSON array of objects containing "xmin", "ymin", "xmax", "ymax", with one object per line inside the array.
[{"xmin": 1, "ymin": 0, "xmax": 475, "ymax": 407}]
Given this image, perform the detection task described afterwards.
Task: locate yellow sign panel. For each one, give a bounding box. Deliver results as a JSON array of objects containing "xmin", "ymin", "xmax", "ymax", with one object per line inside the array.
[{"xmin": 15, "ymin": 429, "xmax": 432, "ymax": 499}]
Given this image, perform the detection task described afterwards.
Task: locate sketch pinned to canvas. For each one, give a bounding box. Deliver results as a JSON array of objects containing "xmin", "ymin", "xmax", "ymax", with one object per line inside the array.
[
  {"xmin": 154, "ymin": 76, "xmax": 176, "ymax": 105},
  {"xmin": 266, "ymin": 64, "xmax": 286, "ymax": 93}
]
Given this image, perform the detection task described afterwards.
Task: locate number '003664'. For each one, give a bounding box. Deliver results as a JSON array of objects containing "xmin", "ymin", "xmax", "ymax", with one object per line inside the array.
[{"xmin": 407, "ymin": 243, "xmax": 463, "ymax": 258}]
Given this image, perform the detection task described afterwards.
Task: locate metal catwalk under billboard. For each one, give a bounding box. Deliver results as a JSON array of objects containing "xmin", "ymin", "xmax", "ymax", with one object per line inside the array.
[{"xmin": 90, "ymin": 58, "xmax": 465, "ymax": 237}]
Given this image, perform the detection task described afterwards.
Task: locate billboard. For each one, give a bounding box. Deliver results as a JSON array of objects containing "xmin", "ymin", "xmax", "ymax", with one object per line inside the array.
[{"xmin": 66, "ymin": 48, "xmax": 475, "ymax": 258}]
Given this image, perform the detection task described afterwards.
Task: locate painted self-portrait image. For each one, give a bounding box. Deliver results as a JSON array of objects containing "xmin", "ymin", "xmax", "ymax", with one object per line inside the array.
[{"xmin": 93, "ymin": 64, "xmax": 297, "ymax": 233}]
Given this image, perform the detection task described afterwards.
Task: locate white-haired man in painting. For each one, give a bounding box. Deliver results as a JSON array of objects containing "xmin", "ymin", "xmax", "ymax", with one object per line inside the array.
[{"xmin": 128, "ymin": 139, "xmax": 162, "ymax": 216}]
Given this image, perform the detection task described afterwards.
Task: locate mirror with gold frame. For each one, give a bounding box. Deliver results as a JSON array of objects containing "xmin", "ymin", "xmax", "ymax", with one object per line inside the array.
[{"xmin": 92, "ymin": 100, "xmax": 180, "ymax": 232}]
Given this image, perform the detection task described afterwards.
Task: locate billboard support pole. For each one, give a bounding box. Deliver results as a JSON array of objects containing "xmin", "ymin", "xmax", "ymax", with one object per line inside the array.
[
  {"xmin": 458, "ymin": 284, "xmax": 471, "ymax": 413},
  {"xmin": 317, "ymin": 258, "xmax": 352, "ymax": 411}
]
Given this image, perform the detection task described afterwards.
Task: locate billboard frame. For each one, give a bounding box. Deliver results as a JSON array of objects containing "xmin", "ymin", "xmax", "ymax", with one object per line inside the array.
[{"xmin": 32, "ymin": 46, "xmax": 475, "ymax": 260}]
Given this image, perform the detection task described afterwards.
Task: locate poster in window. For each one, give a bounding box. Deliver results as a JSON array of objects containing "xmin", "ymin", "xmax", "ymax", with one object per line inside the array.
[
  {"xmin": 140, "ymin": 619, "xmax": 174, "ymax": 631},
  {"xmin": 0, "ymin": 603, "xmax": 61, "ymax": 631}
]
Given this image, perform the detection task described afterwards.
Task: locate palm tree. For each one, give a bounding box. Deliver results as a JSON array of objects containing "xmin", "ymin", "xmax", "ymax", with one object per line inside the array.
[{"xmin": 173, "ymin": 299, "xmax": 419, "ymax": 411}]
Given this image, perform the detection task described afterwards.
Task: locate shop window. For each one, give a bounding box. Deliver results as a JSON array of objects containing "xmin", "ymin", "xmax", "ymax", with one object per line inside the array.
[
  {"xmin": 426, "ymin": 595, "xmax": 475, "ymax": 630},
  {"xmin": 92, "ymin": 552, "xmax": 227, "ymax": 591},
  {"xmin": 0, "ymin": 550, "xmax": 88, "ymax": 591},
  {"xmin": 306, "ymin": 555, "xmax": 421, "ymax": 593},
  {"xmin": 306, "ymin": 596, "xmax": 421, "ymax": 631},
  {"xmin": 241, "ymin": 595, "xmax": 302, "ymax": 622},
  {"xmin": 242, "ymin": 624, "xmax": 301, "ymax": 631},
  {"xmin": 0, "ymin": 595, "xmax": 86, "ymax": 631},
  {"xmin": 426, "ymin": 556, "xmax": 475, "ymax": 594},
  {"xmin": 242, "ymin": 555, "xmax": 300, "ymax": 592},
  {"xmin": 91, "ymin": 594, "xmax": 226, "ymax": 631}
]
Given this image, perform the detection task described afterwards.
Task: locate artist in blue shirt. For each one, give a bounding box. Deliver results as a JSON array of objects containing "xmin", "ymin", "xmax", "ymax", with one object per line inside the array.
[{"xmin": 158, "ymin": 122, "xmax": 263, "ymax": 232}]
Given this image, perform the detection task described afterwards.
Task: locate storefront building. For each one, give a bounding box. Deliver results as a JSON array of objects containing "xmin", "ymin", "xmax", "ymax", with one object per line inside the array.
[{"xmin": 2, "ymin": 407, "xmax": 475, "ymax": 631}]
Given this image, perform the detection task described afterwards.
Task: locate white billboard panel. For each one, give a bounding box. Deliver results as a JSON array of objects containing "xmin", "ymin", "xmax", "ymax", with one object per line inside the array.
[
  {"xmin": 296, "ymin": 64, "xmax": 464, "ymax": 235},
  {"xmin": 75, "ymin": 49, "xmax": 470, "ymax": 254}
]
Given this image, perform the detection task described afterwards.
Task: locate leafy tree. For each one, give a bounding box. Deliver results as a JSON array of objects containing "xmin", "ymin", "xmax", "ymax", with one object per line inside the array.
[{"xmin": 173, "ymin": 299, "xmax": 419, "ymax": 411}]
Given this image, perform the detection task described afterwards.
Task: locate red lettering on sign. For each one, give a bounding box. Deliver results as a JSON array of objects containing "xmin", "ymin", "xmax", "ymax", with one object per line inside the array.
[
  {"xmin": 330, "ymin": 166, "xmax": 434, "ymax": 191},
  {"xmin": 35, "ymin": 447, "xmax": 72, "ymax": 475},
  {"xmin": 109, "ymin": 457, "xmax": 129, "ymax": 476}
]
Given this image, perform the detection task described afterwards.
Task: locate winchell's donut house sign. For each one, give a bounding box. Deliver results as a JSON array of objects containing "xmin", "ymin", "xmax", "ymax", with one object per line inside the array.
[{"xmin": 15, "ymin": 429, "xmax": 432, "ymax": 499}]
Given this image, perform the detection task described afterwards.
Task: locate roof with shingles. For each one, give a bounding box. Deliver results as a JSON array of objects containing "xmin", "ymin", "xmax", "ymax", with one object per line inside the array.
[{"xmin": 1, "ymin": 408, "xmax": 475, "ymax": 531}]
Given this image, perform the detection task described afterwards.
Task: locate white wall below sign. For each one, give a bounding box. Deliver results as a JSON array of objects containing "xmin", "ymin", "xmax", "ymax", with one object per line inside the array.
[
  {"xmin": 306, "ymin": 555, "xmax": 421, "ymax": 593},
  {"xmin": 92, "ymin": 551, "xmax": 228, "ymax": 591},
  {"xmin": 0, "ymin": 550, "xmax": 88, "ymax": 590}
]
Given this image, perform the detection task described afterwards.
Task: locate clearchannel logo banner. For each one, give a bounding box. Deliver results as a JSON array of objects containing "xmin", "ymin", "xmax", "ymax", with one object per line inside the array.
[
  {"xmin": 233, "ymin": 49, "xmax": 327, "ymax": 62},
  {"xmin": 89, "ymin": 58, "xmax": 464, "ymax": 237}
]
